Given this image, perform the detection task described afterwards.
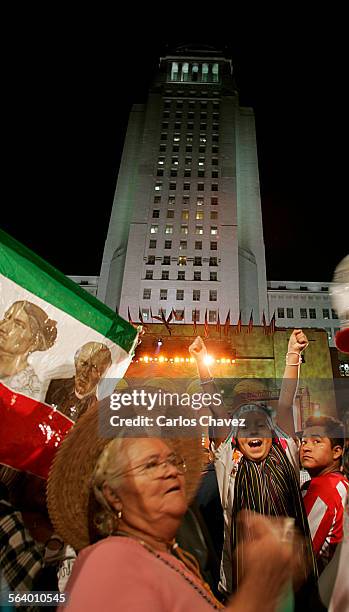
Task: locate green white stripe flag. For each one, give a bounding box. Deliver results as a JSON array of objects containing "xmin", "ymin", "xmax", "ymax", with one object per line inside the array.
[{"xmin": 0, "ymin": 229, "xmax": 139, "ymax": 407}]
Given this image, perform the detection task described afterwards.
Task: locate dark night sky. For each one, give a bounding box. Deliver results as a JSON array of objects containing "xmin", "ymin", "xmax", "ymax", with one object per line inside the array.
[{"xmin": 3, "ymin": 18, "xmax": 348, "ymax": 283}]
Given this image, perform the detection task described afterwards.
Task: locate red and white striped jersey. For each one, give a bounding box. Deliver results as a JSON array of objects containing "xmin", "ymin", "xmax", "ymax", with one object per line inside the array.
[{"xmin": 302, "ymin": 471, "xmax": 348, "ymax": 571}]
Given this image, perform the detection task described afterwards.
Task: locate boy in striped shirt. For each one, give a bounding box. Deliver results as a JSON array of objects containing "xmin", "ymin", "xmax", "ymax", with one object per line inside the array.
[{"xmin": 300, "ymin": 416, "xmax": 348, "ymax": 574}]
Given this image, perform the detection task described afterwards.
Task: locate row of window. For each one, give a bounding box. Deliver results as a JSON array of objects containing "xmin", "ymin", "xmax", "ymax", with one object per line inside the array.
[
  {"xmin": 153, "ymin": 196, "xmax": 219, "ymax": 206},
  {"xmin": 150, "ymin": 225, "xmax": 218, "ymax": 235},
  {"xmin": 146, "ymin": 256, "xmax": 218, "ymax": 266},
  {"xmin": 157, "ymin": 170, "xmax": 219, "ymax": 178},
  {"xmin": 149, "ymin": 241, "xmax": 218, "ymax": 251},
  {"xmin": 158, "ymin": 157, "xmax": 219, "ymax": 167},
  {"xmin": 163, "ymin": 100, "xmax": 220, "ymax": 110},
  {"xmin": 155, "ymin": 182, "xmax": 219, "ymax": 192},
  {"xmin": 277, "ymin": 307, "xmax": 338, "ymax": 319},
  {"xmin": 161, "ymin": 122, "xmax": 219, "ymax": 132},
  {"xmin": 145, "ymin": 270, "xmax": 217, "ymax": 281},
  {"xmin": 276, "ymin": 285, "xmax": 329, "ymax": 292},
  {"xmin": 170, "ymin": 62, "xmax": 219, "ymax": 84},
  {"xmin": 160, "ymin": 134, "xmax": 219, "ymax": 144},
  {"xmin": 159, "ymin": 144, "xmax": 219, "ymax": 155},
  {"xmin": 152, "ymin": 210, "xmax": 218, "ymax": 220},
  {"xmin": 143, "ymin": 288, "xmax": 217, "ymax": 301},
  {"xmin": 163, "ymin": 110, "xmax": 220, "ymax": 121},
  {"xmin": 141, "ymin": 308, "xmax": 218, "ymax": 323}
]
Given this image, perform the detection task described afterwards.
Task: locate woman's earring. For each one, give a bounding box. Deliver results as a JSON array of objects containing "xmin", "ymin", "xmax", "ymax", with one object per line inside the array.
[{"xmin": 117, "ymin": 510, "xmax": 122, "ymax": 520}]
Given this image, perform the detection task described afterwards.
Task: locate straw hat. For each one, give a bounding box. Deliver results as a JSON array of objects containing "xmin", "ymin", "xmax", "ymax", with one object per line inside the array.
[{"xmin": 47, "ymin": 399, "xmax": 206, "ymax": 551}]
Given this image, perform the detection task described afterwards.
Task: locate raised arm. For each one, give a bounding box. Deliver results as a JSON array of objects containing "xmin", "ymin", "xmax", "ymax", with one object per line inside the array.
[
  {"xmin": 189, "ymin": 336, "xmax": 231, "ymax": 443},
  {"xmin": 277, "ymin": 329, "xmax": 308, "ymax": 437}
]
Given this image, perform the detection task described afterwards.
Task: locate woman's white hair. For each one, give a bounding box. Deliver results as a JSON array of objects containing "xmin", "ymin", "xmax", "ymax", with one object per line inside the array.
[{"xmin": 90, "ymin": 436, "xmax": 133, "ymax": 538}]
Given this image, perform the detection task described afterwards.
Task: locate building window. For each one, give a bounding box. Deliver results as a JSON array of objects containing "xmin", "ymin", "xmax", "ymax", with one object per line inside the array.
[
  {"xmin": 159, "ymin": 145, "xmax": 166, "ymax": 153},
  {"xmin": 168, "ymin": 196, "xmax": 176, "ymax": 206},
  {"xmin": 173, "ymin": 145, "xmax": 179, "ymax": 153},
  {"xmin": 182, "ymin": 196, "xmax": 190, "ymax": 206},
  {"xmin": 209, "ymin": 310, "xmax": 217, "ymax": 323},
  {"xmin": 143, "ymin": 288, "xmax": 151, "ymax": 300},
  {"xmin": 210, "ymin": 241, "xmax": 217, "ymax": 250},
  {"xmin": 170, "ymin": 62, "xmax": 178, "ymax": 80},
  {"xmin": 197, "ymin": 183, "xmax": 204, "ymax": 191},
  {"xmin": 300, "ymin": 286, "xmax": 308, "ymax": 291},
  {"xmin": 164, "ymin": 240, "xmax": 172, "ymax": 249},
  {"xmin": 195, "ymin": 241, "xmax": 202, "ymax": 250},
  {"xmin": 321, "ymin": 286, "xmax": 329, "ymax": 292},
  {"xmin": 149, "ymin": 240, "xmax": 157, "ymax": 249},
  {"xmin": 141, "ymin": 308, "xmax": 150, "ymax": 321},
  {"xmin": 277, "ymin": 308, "xmax": 285, "ymax": 318},
  {"xmin": 165, "ymin": 225, "xmax": 173, "ymax": 234},
  {"xmin": 179, "ymin": 240, "xmax": 187, "ymax": 250},
  {"xmin": 210, "ymin": 272, "xmax": 217, "ymax": 281},
  {"xmin": 211, "ymin": 197, "xmax": 218, "ymax": 205},
  {"xmin": 178, "ymin": 271, "xmax": 185, "ymax": 280},
  {"xmin": 182, "ymin": 210, "xmax": 189, "ymax": 220},
  {"xmin": 325, "ymin": 327, "xmax": 332, "ymax": 341},
  {"xmin": 211, "ymin": 184, "xmax": 218, "ymax": 192},
  {"xmin": 210, "ymin": 226, "xmax": 218, "ymax": 235},
  {"xmin": 209, "ymin": 257, "xmax": 218, "ymax": 266},
  {"xmin": 145, "ymin": 270, "xmax": 153, "ymax": 280},
  {"xmin": 211, "ymin": 171, "xmax": 219, "ymax": 179},
  {"xmin": 162, "ymin": 256, "xmax": 170, "ymax": 265},
  {"xmin": 169, "ymin": 182, "xmax": 176, "ymax": 191},
  {"xmin": 309, "ymin": 308, "xmax": 316, "ymax": 319},
  {"xmin": 323, "ymin": 308, "xmax": 330, "ymax": 319},
  {"xmin": 212, "ymin": 158, "xmax": 218, "ymax": 166},
  {"xmin": 181, "ymin": 225, "xmax": 188, "ymax": 235},
  {"xmin": 300, "ymin": 308, "xmax": 308, "ymax": 319},
  {"xmin": 162, "ymin": 270, "xmax": 169, "ymax": 280},
  {"xmin": 154, "ymin": 196, "xmax": 161, "ymax": 204},
  {"xmin": 183, "ymin": 182, "xmax": 191, "ymax": 191},
  {"xmin": 164, "ymin": 100, "xmax": 171, "ymax": 109},
  {"xmin": 160, "ymin": 289, "xmax": 167, "ymax": 301},
  {"xmin": 187, "ymin": 123, "xmax": 194, "ymax": 131},
  {"xmin": 186, "ymin": 145, "xmax": 193, "ymax": 153},
  {"xmin": 192, "ymin": 309, "xmax": 200, "ymax": 322},
  {"xmin": 174, "ymin": 122, "xmax": 181, "ymax": 130},
  {"xmin": 198, "ymin": 170, "xmax": 205, "ymax": 178},
  {"xmin": 331, "ymin": 309, "xmax": 339, "ymax": 319},
  {"xmin": 286, "ymin": 308, "xmax": 293, "ymax": 318},
  {"xmin": 150, "ymin": 225, "xmax": 158, "ymax": 234},
  {"xmin": 152, "ymin": 210, "xmax": 160, "ymax": 218},
  {"xmin": 194, "ymin": 257, "xmax": 202, "ymax": 266},
  {"xmin": 210, "ymin": 211, "xmax": 218, "ymax": 220},
  {"xmin": 178, "ymin": 256, "xmax": 187, "ymax": 266},
  {"xmin": 170, "ymin": 169, "xmax": 178, "ymax": 178},
  {"xmin": 167, "ymin": 209, "xmax": 174, "ymax": 219},
  {"xmin": 160, "ymin": 133, "xmax": 167, "ymax": 142},
  {"xmin": 212, "ymin": 146, "xmax": 219, "ymax": 154},
  {"xmin": 158, "ymin": 157, "xmax": 165, "ymax": 166},
  {"xmin": 155, "ymin": 183, "xmax": 162, "ymax": 191},
  {"xmin": 173, "ymin": 134, "xmax": 180, "ymax": 142},
  {"xmin": 196, "ymin": 211, "xmax": 204, "ymax": 220},
  {"xmin": 184, "ymin": 170, "xmax": 191, "ymax": 178},
  {"xmin": 212, "ymin": 134, "xmax": 219, "ymax": 143},
  {"xmin": 193, "ymin": 290, "xmax": 201, "ymax": 301},
  {"xmin": 212, "ymin": 63, "xmax": 219, "ymax": 82},
  {"xmin": 172, "ymin": 157, "xmax": 179, "ymax": 166},
  {"xmin": 147, "ymin": 256, "xmax": 155, "ymax": 265},
  {"xmin": 209, "ymin": 290, "xmax": 217, "ymax": 301},
  {"xmin": 176, "ymin": 290, "xmax": 184, "ymax": 300},
  {"xmin": 197, "ymin": 197, "xmax": 204, "ymax": 206},
  {"xmin": 185, "ymin": 157, "xmax": 192, "ymax": 165},
  {"xmin": 194, "ymin": 271, "xmax": 201, "ymax": 281},
  {"xmin": 161, "ymin": 122, "xmax": 169, "ymax": 130},
  {"xmin": 199, "ymin": 146, "xmax": 206, "ymax": 154},
  {"xmin": 195, "ymin": 226, "xmax": 204, "ymax": 235}
]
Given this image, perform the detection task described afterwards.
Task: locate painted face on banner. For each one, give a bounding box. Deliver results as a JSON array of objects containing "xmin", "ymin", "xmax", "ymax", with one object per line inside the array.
[
  {"xmin": 74, "ymin": 342, "xmax": 111, "ymax": 397},
  {"xmin": 0, "ymin": 303, "xmax": 35, "ymax": 356}
]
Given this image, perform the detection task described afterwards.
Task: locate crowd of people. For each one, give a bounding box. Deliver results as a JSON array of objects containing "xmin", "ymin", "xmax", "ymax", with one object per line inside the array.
[{"xmin": 0, "ymin": 327, "xmax": 348, "ymax": 611}]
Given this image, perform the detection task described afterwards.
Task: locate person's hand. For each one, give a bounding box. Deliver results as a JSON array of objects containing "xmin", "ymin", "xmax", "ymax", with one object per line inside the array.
[
  {"xmin": 188, "ymin": 336, "xmax": 207, "ymax": 363},
  {"xmin": 287, "ymin": 329, "xmax": 308, "ymax": 355},
  {"xmin": 229, "ymin": 512, "xmax": 294, "ymax": 612}
]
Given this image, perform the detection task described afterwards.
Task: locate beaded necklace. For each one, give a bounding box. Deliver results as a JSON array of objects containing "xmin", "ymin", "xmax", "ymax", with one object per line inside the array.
[{"xmin": 116, "ymin": 530, "xmax": 224, "ymax": 610}]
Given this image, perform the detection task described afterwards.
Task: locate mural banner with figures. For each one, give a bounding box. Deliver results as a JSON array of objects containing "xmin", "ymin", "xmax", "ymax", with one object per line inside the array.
[{"xmin": 0, "ymin": 229, "xmax": 139, "ymax": 475}]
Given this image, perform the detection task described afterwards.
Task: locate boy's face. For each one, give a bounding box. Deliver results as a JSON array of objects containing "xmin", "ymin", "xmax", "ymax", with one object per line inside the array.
[
  {"xmin": 300, "ymin": 426, "xmax": 342, "ymax": 476},
  {"xmin": 237, "ymin": 411, "xmax": 272, "ymax": 461}
]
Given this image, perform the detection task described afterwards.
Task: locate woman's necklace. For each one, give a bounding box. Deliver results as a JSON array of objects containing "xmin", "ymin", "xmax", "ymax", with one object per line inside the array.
[{"xmin": 116, "ymin": 530, "xmax": 224, "ymax": 610}]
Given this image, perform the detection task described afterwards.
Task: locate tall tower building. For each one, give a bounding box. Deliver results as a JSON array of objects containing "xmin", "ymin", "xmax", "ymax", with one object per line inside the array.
[{"xmin": 98, "ymin": 45, "xmax": 268, "ymax": 326}]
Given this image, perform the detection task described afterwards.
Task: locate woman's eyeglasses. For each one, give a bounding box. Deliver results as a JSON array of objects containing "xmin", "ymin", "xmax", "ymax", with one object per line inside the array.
[{"xmin": 117, "ymin": 454, "xmax": 187, "ymax": 479}]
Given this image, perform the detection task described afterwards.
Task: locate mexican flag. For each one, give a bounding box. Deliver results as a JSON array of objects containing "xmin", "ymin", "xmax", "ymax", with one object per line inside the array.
[{"xmin": 0, "ymin": 229, "xmax": 139, "ymax": 478}]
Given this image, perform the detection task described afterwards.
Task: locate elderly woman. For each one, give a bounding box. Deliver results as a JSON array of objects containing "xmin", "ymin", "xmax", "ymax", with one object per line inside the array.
[
  {"xmin": 0, "ymin": 299, "xmax": 57, "ymax": 399},
  {"xmin": 47, "ymin": 402, "xmax": 293, "ymax": 612}
]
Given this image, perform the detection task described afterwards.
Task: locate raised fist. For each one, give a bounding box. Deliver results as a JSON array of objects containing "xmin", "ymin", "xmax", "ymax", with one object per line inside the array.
[
  {"xmin": 188, "ymin": 336, "xmax": 207, "ymax": 362},
  {"xmin": 288, "ymin": 329, "xmax": 309, "ymax": 354}
]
